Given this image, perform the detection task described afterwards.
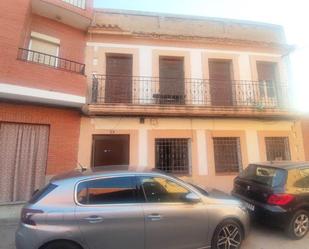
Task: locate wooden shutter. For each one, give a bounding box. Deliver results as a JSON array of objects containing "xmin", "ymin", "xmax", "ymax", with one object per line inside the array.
[
  {"xmin": 105, "ymin": 54, "xmax": 133, "ymax": 103},
  {"xmin": 158, "ymin": 56, "xmax": 185, "ymax": 104},
  {"xmin": 209, "ymin": 59, "xmax": 233, "ymax": 106}
]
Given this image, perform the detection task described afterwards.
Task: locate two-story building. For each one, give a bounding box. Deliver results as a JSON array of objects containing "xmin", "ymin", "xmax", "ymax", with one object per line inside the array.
[
  {"xmin": 0, "ymin": 3, "xmax": 306, "ymax": 210},
  {"xmin": 79, "ymin": 9, "xmax": 305, "ymax": 192},
  {"xmin": 0, "ymin": 0, "xmax": 93, "ymax": 204}
]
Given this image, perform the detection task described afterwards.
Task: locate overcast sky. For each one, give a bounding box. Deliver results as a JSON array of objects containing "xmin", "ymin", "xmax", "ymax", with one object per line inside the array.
[{"xmin": 94, "ymin": 0, "xmax": 309, "ymax": 112}]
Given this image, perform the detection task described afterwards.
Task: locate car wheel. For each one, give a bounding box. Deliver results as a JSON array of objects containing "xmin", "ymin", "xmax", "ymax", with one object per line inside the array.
[
  {"xmin": 42, "ymin": 241, "xmax": 82, "ymax": 249},
  {"xmin": 211, "ymin": 219, "xmax": 243, "ymax": 249},
  {"xmin": 286, "ymin": 210, "xmax": 309, "ymax": 240}
]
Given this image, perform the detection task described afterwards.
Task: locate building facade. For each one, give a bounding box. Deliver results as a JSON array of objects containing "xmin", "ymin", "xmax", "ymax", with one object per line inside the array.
[
  {"xmin": 0, "ymin": 0, "xmax": 93, "ymax": 204},
  {"xmin": 0, "ymin": 2, "xmax": 305, "ymax": 208},
  {"xmin": 78, "ymin": 10, "xmax": 305, "ymax": 192}
]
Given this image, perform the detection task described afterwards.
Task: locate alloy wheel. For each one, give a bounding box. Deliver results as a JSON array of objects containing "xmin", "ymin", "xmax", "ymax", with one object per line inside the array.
[
  {"xmin": 294, "ymin": 214, "xmax": 309, "ymax": 237},
  {"xmin": 216, "ymin": 224, "xmax": 242, "ymax": 249}
]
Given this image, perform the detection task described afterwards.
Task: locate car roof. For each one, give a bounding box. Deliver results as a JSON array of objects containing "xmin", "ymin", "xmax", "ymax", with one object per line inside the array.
[
  {"xmin": 51, "ymin": 166, "xmax": 169, "ymax": 183},
  {"xmin": 251, "ymin": 161, "xmax": 309, "ymax": 170}
]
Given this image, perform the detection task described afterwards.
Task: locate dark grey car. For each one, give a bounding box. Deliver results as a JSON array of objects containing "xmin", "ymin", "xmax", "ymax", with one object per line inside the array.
[{"xmin": 16, "ymin": 168, "xmax": 249, "ymax": 249}]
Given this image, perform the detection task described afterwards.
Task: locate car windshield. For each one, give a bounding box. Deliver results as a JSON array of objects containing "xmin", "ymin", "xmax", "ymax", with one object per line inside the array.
[
  {"xmin": 188, "ymin": 183, "xmax": 209, "ymax": 196},
  {"xmin": 240, "ymin": 164, "xmax": 287, "ymax": 187}
]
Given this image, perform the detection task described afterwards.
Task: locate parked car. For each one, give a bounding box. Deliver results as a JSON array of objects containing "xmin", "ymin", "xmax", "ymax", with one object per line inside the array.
[
  {"xmin": 16, "ymin": 168, "xmax": 249, "ymax": 249},
  {"xmin": 232, "ymin": 162, "xmax": 309, "ymax": 239}
]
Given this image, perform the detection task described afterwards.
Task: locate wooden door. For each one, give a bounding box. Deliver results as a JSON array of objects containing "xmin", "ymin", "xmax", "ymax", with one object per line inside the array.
[
  {"xmin": 92, "ymin": 135, "xmax": 130, "ymax": 167},
  {"xmin": 158, "ymin": 56, "xmax": 185, "ymax": 104},
  {"xmin": 209, "ymin": 60, "xmax": 233, "ymax": 106},
  {"xmin": 105, "ymin": 54, "xmax": 133, "ymax": 103}
]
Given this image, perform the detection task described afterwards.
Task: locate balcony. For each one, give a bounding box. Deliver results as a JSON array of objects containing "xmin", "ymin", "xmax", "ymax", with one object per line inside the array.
[
  {"xmin": 31, "ymin": 0, "xmax": 92, "ymax": 30},
  {"xmin": 17, "ymin": 48, "xmax": 85, "ymax": 75},
  {"xmin": 86, "ymin": 75, "xmax": 292, "ymax": 118},
  {"xmin": 62, "ymin": 0, "xmax": 86, "ymax": 9}
]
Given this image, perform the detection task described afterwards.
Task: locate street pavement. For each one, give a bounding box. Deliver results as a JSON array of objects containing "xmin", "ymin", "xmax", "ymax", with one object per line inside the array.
[{"xmin": 1, "ymin": 220, "xmax": 309, "ymax": 249}]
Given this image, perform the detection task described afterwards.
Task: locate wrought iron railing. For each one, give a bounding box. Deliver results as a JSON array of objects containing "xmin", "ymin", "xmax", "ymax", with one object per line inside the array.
[
  {"xmin": 91, "ymin": 75, "xmax": 289, "ymax": 109},
  {"xmin": 62, "ymin": 0, "xmax": 86, "ymax": 9},
  {"xmin": 17, "ymin": 48, "xmax": 85, "ymax": 75}
]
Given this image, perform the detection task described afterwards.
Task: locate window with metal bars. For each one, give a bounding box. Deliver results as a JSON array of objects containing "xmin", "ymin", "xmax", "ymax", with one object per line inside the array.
[
  {"xmin": 265, "ymin": 137, "xmax": 291, "ymax": 161},
  {"xmin": 155, "ymin": 138, "xmax": 190, "ymax": 174},
  {"xmin": 213, "ymin": 137, "xmax": 242, "ymax": 173}
]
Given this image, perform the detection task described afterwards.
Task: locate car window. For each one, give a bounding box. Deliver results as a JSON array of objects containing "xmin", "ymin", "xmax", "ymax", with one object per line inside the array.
[
  {"xmin": 76, "ymin": 176, "xmax": 136, "ymax": 205},
  {"xmin": 240, "ymin": 164, "xmax": 287, "ymax": 187},
  {"xmin": 29, "ymin": 183, "xmax": 58, "ymax": 204},
  {"xmin": 140, "ymin": 176, "xmax": 190, "ymax": 203},
  {"xmin": 293, "ymin": 168, "xmax": 309, "ymax": 188}
]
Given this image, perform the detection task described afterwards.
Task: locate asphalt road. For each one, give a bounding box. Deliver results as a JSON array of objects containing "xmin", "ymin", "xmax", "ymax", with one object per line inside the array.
[{"xmin": 1, "ymin": 221, "xmax": 309, "ymax": 249}]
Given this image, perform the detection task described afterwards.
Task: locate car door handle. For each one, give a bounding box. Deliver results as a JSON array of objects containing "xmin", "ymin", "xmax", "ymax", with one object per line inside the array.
[
  {"xmin": 147, "ymin": 214, "xmax": 162, "ymax": 221},
  {"xmin": 84, "ymin": 216, "xmax": 104, "ymax": 224}
]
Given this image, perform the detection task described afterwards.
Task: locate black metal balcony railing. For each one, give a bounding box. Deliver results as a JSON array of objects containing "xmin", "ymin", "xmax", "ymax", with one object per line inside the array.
[
  {"xmin": 17, "ymin": 48, "xmax": 85, "ymax": 75},
  {"xmin": 91, "ymin": 75, "xmax": 289, "ymax": 109},
  {"xmin": 62, "ymin": 0, "xmax": 86, "ymax": 9}
]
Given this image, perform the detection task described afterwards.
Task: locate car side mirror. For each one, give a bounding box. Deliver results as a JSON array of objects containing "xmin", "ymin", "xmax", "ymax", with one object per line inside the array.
[{"xmin": 184, "ymin": 192, "xmax": 201, "ymax": 203}]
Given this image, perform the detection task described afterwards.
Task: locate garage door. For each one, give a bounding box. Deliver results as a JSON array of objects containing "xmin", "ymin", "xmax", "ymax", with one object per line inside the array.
[{"xmin": 0, "ymin": 123, "xmax": 49, "ymax": 203}]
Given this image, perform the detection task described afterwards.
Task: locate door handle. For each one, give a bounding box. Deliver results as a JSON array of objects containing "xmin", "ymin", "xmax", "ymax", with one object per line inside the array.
[
  {"xmin": 84, "ymin": 216, "xmax": 104, "ymax": 224},
  {"xmin": 147, "ymin": 214, "xmax": 162, "ymax": 221}
]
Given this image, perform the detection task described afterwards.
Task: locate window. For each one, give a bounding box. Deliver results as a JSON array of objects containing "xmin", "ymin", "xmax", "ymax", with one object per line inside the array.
[
  {"xmin": 29, "ymin": 183, "xmax": 58, "ymax": 204},
  {"xmin": 294, "ymin": 168, "xmax": 309, "ymax": 188},
  {"xmin": 105, "ymin": 54, "xmax": 133, "ymax": 103},
  {"xmin": 257, "ymin": 62, "xmax": 277, "ymax": 98},
  {"xmin": 62, "ymin": 0, "xmax": 86, "ymax": 9},
  {"xmin": 240, "ymin": 164, "xmax": 287, "ymax": 187},
  {"xmin": 265, "ymin": 137, "xmax": 291, "ymax": 161},
  {"xmin": 208, "ymin": 59, "xmax": 233, "ymax": 106},
  {"xmin": 76, "ymin": 176, "xmax": 136, "ymax": 205},
  {"xmin": 157, "ymin": 56, "xmax": 185, "ymax": 104},
  {"xmin": 140, "ymin": 176, "xmax": 190, "ymax": 203},
  {"xmin": 28, "ymin": 32, "xmax": 59, "ymax": 66},
  {"xmin": 213, "ymin": 137, "xmax": 242, "ymax": 173},
  {"xmin": 155, "ymin": 138, "xmax": 190, "ymax": 174}
]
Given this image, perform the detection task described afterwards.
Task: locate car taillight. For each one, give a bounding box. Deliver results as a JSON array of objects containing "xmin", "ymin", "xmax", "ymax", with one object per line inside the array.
[
  {"xmin": 21, "ymin": 208, "xmax": 43, "ymax": 226},
  {"xmin": 267, "ymin": 194, "xmax": 294, "ymax": 206}
]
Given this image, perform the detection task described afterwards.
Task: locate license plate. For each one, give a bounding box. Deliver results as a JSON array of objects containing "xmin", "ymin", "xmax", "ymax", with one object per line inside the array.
[{"xmin": 243, "ymin": 201, "xmax": 255, "ymax": 211}]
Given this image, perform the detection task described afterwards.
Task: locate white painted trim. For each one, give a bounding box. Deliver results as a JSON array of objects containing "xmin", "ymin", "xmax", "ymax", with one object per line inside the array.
[
  {"xmin": 31, "ymin": 31, "xmax": 60, "ymax": 44},
  {"xmin": 87, "ymin": 42, "xmax": 282, "ymax": 57},
  {"xmin": 0, "ymin": 83, "xmax": 85, "ymax": 108},
  {"xmin": 196, "ymin": 130, "xmax": 208, "ymax": 175},
  {"xmin": 138, "ymin": 128, "xmax": 148, "ymax": 169}
]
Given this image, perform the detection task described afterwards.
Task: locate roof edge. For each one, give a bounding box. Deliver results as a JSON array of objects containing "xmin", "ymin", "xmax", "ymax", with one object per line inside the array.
[{"xmin": 94, "ymin": 8, "xmax": 284, "ymax": 30}]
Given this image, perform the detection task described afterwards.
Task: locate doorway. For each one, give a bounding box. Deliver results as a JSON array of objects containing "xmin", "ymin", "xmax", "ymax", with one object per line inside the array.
[{"xmin": 92, "ymin": 135, "xmax": 130, "ymax": 167}]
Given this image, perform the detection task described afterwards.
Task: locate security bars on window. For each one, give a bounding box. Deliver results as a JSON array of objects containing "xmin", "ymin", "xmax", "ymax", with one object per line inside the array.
[
  {"xmin": 265, "ymin": 137, "xmax": 291, "ymax": 161},
  {"xmin": 155, "ymin": 138, "xmax": 190, "ymax": 174},
  {"xmin": 213, "ymin": 137, "xmax": 242, "ymax": 173}
]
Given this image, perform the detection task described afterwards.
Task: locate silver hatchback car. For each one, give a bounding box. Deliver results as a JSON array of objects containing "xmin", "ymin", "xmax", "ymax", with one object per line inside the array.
[{"xmin": 16, "ymin": 168, "xmax": 249, "ymax": 249}]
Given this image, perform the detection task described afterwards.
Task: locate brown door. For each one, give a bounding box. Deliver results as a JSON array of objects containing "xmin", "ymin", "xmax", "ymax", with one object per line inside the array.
[
  {"xmin": 209, "ymin": 59, "xmax": 233, "ymax": 106},
  {"xmin": 105, "ymin": 54, "xmax": 133, "ymax": 103},
  {"xmin": 92, "ymin": 135, "xmax": 130, "ymax": 167},
  {"xmin": 158, "ymin": 56, "xmax": 185, "ymax": 104},
  {"xmin": 257, "ymin": 62, "xmax": 277, "ymax": 98}
]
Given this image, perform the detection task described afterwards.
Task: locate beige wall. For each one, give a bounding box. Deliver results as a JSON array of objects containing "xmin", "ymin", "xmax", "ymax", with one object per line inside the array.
[{"xmin": 78, "ymin": 117, "xmax": 304, "ymax": 192}]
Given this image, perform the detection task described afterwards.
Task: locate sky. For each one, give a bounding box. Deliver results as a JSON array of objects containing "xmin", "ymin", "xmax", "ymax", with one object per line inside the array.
[{"xmin": 94, "ymin": 0, "xmax": 309, "ymax": 112}]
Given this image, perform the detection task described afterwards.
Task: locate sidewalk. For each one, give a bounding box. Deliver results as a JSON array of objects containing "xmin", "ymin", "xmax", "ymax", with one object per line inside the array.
[{"xmin": 0, "ymin": 219, "xmax": 18, "ymax": 249}]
